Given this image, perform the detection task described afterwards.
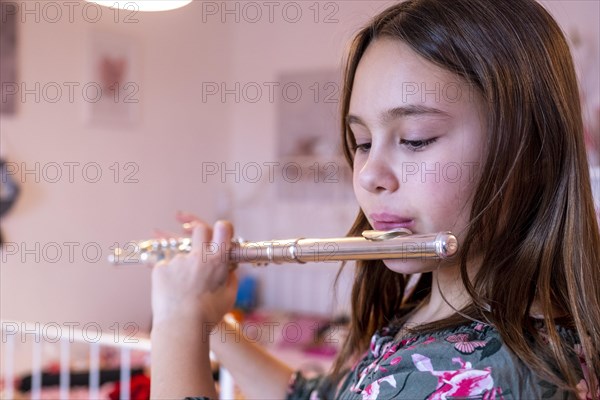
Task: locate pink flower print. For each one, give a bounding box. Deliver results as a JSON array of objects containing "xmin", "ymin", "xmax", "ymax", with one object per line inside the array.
[
  {"xmin": 371, "ymin": 336, "xmax": 394, "ymax": 357},
  {"xmin": 475, "ymin": 323, "xmax": 485, "ymax": 331},
  {"xmin": 406, "ymin": 336, "xmax": 435, "ymax": 350},
  {"xmin": 351, "ymin": 358, "xmax": 386, "ymax": 392},
  {"xmin": 382, "ymin": 343, "xmax": 399, "ymax": 361},
  {"xmin": 390, "ymin": 356, "xmax": 402, "ymax": 366},
  {"xmin": 400, "ymin": 336, "xmax": 417, "ymax": 348},
  {"xmin": 370, "ymin": 335, "xmax": 378, "ymax": 354},
  {"xmin": 483, "ymin": 387, "xmax": 504, "ymax": 400},
  {"xmin": 446, "ymin": 333, "xmax": 487, "ymax": 354},
  {"xmin": 351, "ymin": 345, "xmax": 398, "ymax": 394},
  {"xmin": 412, "ymin": 354, "xmax": 495, "ymax": 400},
  {"xmin": 362, "ymin": 375, "xmax": 397, "ymax": 400}
]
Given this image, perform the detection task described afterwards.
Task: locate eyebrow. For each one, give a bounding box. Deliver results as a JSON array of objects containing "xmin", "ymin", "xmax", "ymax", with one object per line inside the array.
[{"xmin": 345, "ymin": 105, "xmax": 451, "ymax": 127}]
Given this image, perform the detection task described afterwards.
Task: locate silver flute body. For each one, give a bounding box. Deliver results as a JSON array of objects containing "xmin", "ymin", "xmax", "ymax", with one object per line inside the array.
[{"xmin": 108, "ymin": 229, "xmax": 458, "ymax": 266}]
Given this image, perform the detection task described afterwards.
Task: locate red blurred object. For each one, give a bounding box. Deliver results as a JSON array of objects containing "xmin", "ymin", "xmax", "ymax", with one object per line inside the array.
[{"xmin": 108, "ymin": 374, "xmax": 150, "ymax": 400}]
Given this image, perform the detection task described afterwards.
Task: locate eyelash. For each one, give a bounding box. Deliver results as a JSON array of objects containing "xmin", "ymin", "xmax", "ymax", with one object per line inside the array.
[{"xmin": 353, "ymin": 138, "xmax": 438, "ymax": 153}]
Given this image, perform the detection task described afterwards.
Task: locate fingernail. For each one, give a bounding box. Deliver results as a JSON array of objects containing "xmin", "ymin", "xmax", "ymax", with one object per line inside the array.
[{"xmin": 215, "ymin": 220, "xmax": 226, "ymax": 231}]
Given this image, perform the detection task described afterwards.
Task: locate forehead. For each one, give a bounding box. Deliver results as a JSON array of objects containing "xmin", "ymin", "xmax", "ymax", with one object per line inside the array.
[{"xmin": 349, "ymin": 38, "xmax": 479, "ymax": 123}]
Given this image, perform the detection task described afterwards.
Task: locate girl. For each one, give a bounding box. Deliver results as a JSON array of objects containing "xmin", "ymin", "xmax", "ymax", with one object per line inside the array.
[{"xmin": 150, "ymin": 0, "xmax": 600, "ymax": 398}]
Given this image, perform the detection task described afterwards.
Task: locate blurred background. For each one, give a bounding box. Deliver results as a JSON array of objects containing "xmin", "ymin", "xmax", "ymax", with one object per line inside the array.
[{"xmin": 0, "ymin": 0, "xmax": 598, "ymax": 334}]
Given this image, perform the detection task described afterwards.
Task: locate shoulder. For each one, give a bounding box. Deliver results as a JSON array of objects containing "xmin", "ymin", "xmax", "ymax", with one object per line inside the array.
[{"xmin": 335, "ymin": 321, "xmax": 582, "ymax": 399}]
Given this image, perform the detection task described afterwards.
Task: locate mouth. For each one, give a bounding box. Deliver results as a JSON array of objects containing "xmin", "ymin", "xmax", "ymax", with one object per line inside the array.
[{"xmin": 369, "ymin": 213, "xmax": 415, "ymax": 231}]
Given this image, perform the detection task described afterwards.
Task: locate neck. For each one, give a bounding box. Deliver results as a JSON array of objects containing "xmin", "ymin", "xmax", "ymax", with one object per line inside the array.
[
  {"xmin": 406, "ymin": 261, "xmax": 479, "ymax": 326},
  {"xmin": 404, "ymin": 260, "xmax": 561, "ymax": 327}
]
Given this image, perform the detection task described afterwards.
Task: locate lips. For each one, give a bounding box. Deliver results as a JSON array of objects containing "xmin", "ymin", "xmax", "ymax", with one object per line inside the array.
[{"xmin": 369, "ymin": 213, "xmax": 415, "ymax": 231}]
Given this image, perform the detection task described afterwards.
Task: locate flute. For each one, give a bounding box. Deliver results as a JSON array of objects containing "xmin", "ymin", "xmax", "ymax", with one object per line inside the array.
[{"xmin": 108, "ymin": 228, "xmax": 458, "ymax": 266}]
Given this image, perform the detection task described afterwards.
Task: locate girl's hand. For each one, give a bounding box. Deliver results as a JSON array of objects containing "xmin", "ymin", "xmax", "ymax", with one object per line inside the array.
[{"xmin": 151, "ymin": 213, "xmax": 238, "ymax": 327}]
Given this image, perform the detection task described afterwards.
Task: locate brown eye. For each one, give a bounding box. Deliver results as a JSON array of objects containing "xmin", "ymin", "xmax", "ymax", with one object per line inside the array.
[
  {"xmin": 353, "ymin": 143, "xmax": 371, "ymax": 152},
  {"xmin": 400, "ymin": 138, "xmax": 438, "ymax": 151}
]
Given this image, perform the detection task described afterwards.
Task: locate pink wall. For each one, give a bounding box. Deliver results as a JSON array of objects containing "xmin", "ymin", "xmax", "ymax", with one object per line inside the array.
[
  {"xmin": 1, "ymin": 1, "xmax": 597, "ymax": 333},
  {"xmin": 0, "ymin": 1, "xmax": 236, "ymax": 330}
]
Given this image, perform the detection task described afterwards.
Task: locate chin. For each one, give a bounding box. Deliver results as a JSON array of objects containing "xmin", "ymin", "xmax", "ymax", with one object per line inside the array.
[{"xmin": 382, "ymin": 258, "xmax": 441, "ymax": 275}]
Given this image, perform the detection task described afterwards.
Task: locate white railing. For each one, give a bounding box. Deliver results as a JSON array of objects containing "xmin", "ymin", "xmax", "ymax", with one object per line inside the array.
[
  {"xmin": 0, "ymin": 320, "xmax": 151, "ymax": 400},
  {"xmin": 0, "ymin": 320, "xmax": 231, "ymax": 400}
]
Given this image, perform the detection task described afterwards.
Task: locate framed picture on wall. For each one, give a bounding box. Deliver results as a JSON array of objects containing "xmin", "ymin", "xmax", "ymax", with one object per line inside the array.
[
  {"xmin": 0, "ymin": 1, "xmax": 18, "ymax": 115},
  {"xmin": 275, "ymin": 69, "xmax": 353, "ymax": 201},
  {"xmin": 86, "ymin": 30, "xmax": 141, "ymax": 127}
]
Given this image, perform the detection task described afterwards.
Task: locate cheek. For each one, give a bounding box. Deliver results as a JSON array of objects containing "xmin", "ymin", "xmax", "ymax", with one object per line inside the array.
[
  {"xmin": 352, "ymin": 159, "xmax": 366, "ymax": 200},
  {"xmin": 412, "ymin": 167, "xmax": 477, "ymax": 231},
  {"xmin": 351, "ymin": 175, "xmax": 358, "ymax": 196}
]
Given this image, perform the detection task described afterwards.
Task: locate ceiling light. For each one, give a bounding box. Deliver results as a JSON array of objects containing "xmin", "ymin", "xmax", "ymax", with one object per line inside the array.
[{"xmin": 85, "ymin": 1, "xmax": 192, "ymax": 12}]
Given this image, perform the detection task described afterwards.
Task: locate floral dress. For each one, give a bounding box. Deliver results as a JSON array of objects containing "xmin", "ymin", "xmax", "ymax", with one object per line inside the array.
[
  {"xmin": 286, "ymin": 321, "xmax": 593, "ymax": 400},
  {"xmin": 186, "ymin": 320, "xmax": 594, "ymax": 400}
]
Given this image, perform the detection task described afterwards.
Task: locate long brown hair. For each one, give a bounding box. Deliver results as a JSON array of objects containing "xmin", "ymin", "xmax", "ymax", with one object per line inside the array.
[{"xmin": 333, "ymin": 0, "xmax": 600, "ymax": 396}]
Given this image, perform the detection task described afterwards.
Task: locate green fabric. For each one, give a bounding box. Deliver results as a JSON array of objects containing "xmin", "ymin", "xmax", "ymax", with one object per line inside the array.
[
  {"xmin": 185, "ymin": 320, "xmax": 590, "ymax": 400},
  {"xmin": 286, "ymin": 321, "xmax": 587, "ymax": 400}
]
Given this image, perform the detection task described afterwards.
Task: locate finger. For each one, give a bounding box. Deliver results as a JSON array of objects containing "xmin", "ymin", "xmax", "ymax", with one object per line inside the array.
[
  {"xmin": 181, "ymin": 221, "xmax": 206, "ymax": 235},
  {"xmin": 212, "ymin": 221, "xmax": 235, "ymax": 284},
  {"xmin": 176, "ymin": 211, "xmax": 208, "ymax": 229},
  {"xmin": 181, "ymin": 219, "xmax": 210, "ymax": 235},
  {"xmin": 213, "ymin": 220, "xmax": 234, "ymax": 263},
  {"xmin": 215, "ymin": 265, "xmax": 239, "ymax": 291},
  {"xmin": 191, "ymin": 223, "xmax": 212, "ymax": 254},
  {"xmin": 211, "ymin": 270, "xmax": 238, "ymax": 293}
]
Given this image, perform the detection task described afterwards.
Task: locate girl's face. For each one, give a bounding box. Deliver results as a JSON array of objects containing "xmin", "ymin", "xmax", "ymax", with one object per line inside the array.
[{"xmin": 349, "ymin": 39, "xmax": 487, "ymax": 274}]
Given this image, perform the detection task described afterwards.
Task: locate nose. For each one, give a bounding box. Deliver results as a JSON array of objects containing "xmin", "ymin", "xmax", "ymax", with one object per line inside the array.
[{"xmin": 356, "ymin": 152, "xmax": 400, "ymax": 193}]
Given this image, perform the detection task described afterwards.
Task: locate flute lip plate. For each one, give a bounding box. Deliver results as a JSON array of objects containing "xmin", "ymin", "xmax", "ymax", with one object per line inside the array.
[{"xmin": 362, "ymin": 228, "xmax": 413, "ymax": 241}]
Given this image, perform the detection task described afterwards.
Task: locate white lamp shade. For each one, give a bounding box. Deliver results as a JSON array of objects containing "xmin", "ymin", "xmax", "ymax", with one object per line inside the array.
[{"xmin": 86, "ymin": 1, "xmax": 192, "ymax": 12}]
